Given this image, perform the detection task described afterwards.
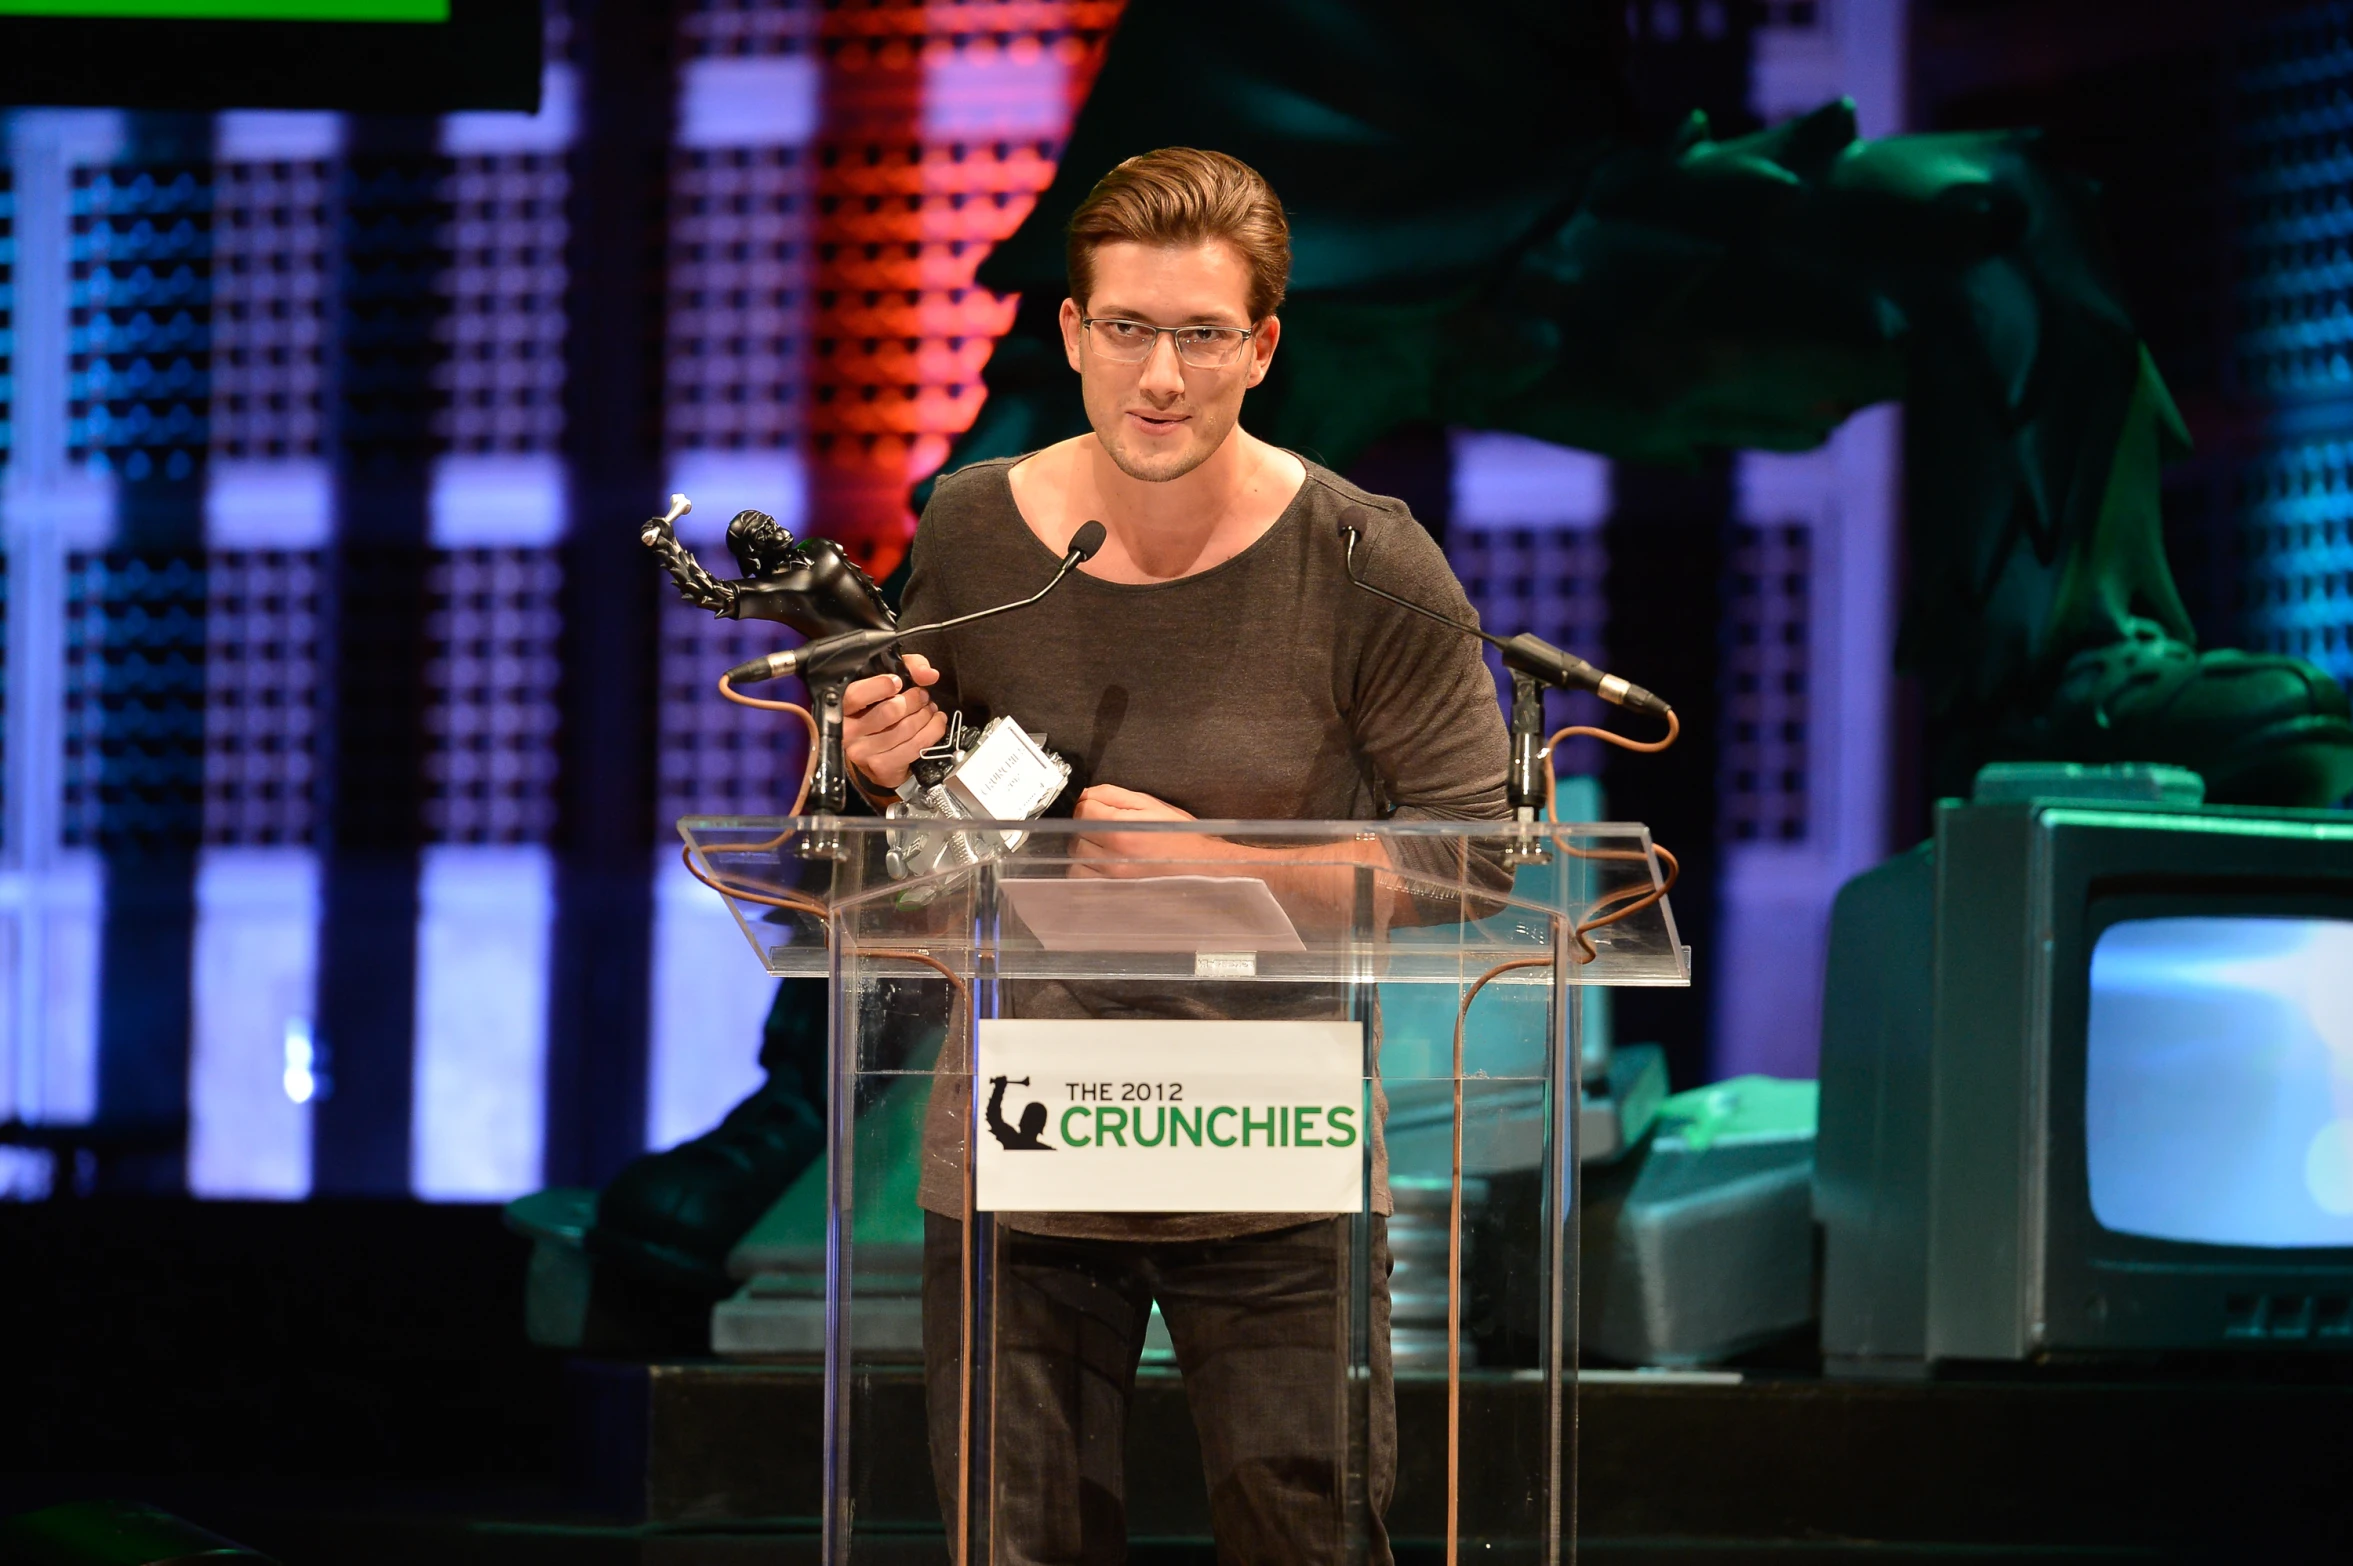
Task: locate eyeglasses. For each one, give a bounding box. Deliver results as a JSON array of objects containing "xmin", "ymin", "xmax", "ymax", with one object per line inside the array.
[{"xmin": 1079, "ymin": 316, "xmax": 1258, "ymax": 369}]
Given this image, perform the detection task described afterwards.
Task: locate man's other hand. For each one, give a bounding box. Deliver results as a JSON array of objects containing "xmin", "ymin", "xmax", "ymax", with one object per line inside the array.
[
  {"xmin": 1075, "ymin": 783, "xmax": 1197, "ymax": 822},
  {"xmin": 1073, "ymin": 784, "xmax": 1199, "ymax": 870},
  {"xmin": 843, "ymin": 653, "xmax": 946, "ymax": 790},
  {"xmin": 1072, "ymin": 785, "xmax": 1387, "ymax": 918}
]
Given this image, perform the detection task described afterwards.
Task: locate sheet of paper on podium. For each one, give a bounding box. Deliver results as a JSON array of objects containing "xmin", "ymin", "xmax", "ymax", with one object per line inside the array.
[{"xmin": 999, "ymin": 874, "xmax": 1307, "ymax": 953}]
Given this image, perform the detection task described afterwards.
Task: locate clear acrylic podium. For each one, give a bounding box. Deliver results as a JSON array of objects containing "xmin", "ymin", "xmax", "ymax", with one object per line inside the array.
[{"xmin": 679, "ymin": 816, "xmax": 1687, "ymax": 1566}]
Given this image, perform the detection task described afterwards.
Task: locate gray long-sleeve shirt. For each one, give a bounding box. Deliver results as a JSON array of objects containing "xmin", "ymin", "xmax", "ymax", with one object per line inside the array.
[{"xmin": 904, "ymin": 452, "xmax": 1509, "ymax": 1238}]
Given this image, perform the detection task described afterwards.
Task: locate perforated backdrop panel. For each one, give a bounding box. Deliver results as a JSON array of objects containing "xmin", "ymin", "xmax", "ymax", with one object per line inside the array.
[
  {"xmin": 667, "ymin": 144, "xmax": 812, "ymax": 456},
  {"xmin": 1450, "ymin": 525, "xmax": 1613, "ymax": 786},
  {"xmin": 423, "ymin": 548, "xmax": 562, "ymax": 842},
  {"xmin": 70, "ymin": 164, "xmax": 212, "ymax": 482},
  {"xmin": 437, "ymin": 155, "xmax": 568, "ymax": 455},
  {"xmin": 211, "ymin": 161, "xmax": 330, "ymax": 462},
  {"xmin": 2233, "ymin": 11, "xmax": 2353, "ymax": 683},
  {"xmin": 1720, "ymin": 523, "xmax": 1810, "ymax": 844},
  {"xmin": 2, "ymin": 164, "xmax": 16, "ymax": 473},
  {"xmin": 203, "ymin": 550, "xmax": 321, "ymax": 845}
]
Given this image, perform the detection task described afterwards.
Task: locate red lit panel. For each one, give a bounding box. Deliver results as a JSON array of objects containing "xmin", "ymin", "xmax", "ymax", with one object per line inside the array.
[{"xmin": 808, "ymin": 0, "xmax": 1122, "ymax": 578}]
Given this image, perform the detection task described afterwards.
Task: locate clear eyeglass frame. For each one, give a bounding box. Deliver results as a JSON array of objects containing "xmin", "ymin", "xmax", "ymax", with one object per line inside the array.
[{"xmin": 1080, "ymin": 315, "xmax": 1260, "ymax": 368}]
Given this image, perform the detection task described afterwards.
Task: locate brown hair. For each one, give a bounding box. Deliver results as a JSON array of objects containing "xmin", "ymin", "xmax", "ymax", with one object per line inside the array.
[{"xmin": 1065, "ymin": 147, "xmax": 1291, "ymax": 321}]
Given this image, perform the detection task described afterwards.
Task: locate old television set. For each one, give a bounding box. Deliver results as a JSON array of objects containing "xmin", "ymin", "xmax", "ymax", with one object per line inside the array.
[{"xmin": 1818, "ymin": 766, "xmax": 2353, "ymax": 1371}]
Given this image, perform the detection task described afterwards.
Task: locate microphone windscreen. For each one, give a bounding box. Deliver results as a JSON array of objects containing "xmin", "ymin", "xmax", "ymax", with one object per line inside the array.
[
  {"xmin": 1337, "ymin": 506, "xmax": 1368, "ymax": 543},
  {"xmin": 1069, "ymin": 520, "xmax": 1107, "ymax": 562}
]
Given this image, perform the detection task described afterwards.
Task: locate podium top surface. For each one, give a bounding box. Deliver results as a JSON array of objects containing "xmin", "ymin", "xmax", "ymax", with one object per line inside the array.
[{"xmin": 678, "ymin": 816, "xmax": 1690, "ymax": 987}]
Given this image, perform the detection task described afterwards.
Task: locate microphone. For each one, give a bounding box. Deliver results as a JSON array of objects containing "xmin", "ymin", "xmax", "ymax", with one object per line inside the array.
[
  {"xmin": 1335, "ymin": 510, "xmax": 1672, "ymax": 718},
  {"xmin": 726, "ymin": 521, "xmax": 1107, "ymax": 686},
  {"xmin": 1065, "ymin": 520, "xmax": 1108, "ymax": 564}
]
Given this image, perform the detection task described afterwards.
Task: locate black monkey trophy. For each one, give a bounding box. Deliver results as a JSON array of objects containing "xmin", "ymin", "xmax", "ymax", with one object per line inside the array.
[{"xmin": 640, "ymin": 493, "xmax": 907, "ymax": 678}]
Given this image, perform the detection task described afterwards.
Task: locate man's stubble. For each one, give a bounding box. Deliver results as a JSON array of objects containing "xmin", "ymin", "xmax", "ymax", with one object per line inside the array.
[{"xmin": 1084, "ymin": 379, "xmax": 1244, "ymax": 487}]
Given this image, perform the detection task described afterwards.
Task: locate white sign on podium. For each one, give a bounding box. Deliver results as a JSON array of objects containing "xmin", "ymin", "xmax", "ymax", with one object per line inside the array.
[{"xmin": 973, "ymin": 1019, "xmax": 1364, "ymax": 1213}]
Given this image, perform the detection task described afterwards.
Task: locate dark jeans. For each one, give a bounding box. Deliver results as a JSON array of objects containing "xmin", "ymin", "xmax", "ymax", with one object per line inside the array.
[{"xmin": 922, "ymin": 1212, "xmax": 1395, "ymax": 1566}]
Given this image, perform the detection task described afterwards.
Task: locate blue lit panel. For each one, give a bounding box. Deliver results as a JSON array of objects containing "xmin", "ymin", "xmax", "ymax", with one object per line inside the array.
[
  {"xmin": 187, "ymin": 848, "xmax": 317, "ymax": 1198},
  {"xmin": 922, "ymin": 51, "xmax": 1072, "ymax": 139},
  {"xmin": 645, "ymin": 850, "xmax": 774, "ymax": 1152},
  {"xmin": 2087, "ymin": 916, "xmax": 2353, "ymax": 1249},
  {"xmin": 1449, "ymin": 431, "xmax": 1609, "ymax": 530},
  {"xmin": 410, "ymin": 843, "xmax": 550, "ymax": 1200},
  {"xmin": 1, "ymin": 853, "xmax": 105, "ymax": 1130}
]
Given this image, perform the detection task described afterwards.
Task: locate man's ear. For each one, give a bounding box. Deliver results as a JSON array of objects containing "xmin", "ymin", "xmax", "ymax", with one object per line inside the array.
[
  {"xmin": 1059, "ymin": 297, "xmax": 1086, "ymax": 373},
  {"xmin": 1244, "ymin": 314, "xmax": 1281, "ymax": 389}
]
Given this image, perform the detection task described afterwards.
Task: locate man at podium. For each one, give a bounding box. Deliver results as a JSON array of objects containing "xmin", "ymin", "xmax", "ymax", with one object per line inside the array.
[{"xmin": 841, "ymin": 147, "xmax": 1509, "ymax": 1566}]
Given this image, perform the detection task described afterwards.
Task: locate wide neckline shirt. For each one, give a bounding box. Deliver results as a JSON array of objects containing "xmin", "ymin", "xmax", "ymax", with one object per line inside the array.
[{"xmin": 902, "ymin": 452, "xmax": 1510, "ymax": 1240}]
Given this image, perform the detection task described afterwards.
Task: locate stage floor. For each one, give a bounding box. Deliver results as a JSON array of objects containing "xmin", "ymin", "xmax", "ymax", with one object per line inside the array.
[{"xmin": 6, "ymin": 1203, "xmax": 2348, "ymax": 1564}]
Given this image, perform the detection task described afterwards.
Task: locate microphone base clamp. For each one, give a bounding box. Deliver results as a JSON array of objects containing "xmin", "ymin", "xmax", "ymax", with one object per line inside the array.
[
  {"xmin": 883, "ymin": 715, "xmax": 1072, "ymax": 892},
  {"xmin": 1504, "ymin": 670, "xmax": 1553, "ymax": 866}
]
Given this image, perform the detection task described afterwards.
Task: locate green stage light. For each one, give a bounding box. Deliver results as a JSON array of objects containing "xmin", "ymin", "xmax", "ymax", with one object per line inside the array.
[
  {"xmin": 0, "ymin": 1501, "xmax": 275, "ymax": 1566},
  {"xmin": 0, "ymin": 0, "xmax": 444, "ymax": 16}
]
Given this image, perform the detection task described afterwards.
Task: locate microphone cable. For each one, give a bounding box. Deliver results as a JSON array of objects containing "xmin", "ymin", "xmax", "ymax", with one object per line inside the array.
[
  {"xmin": 1543, "ymin": 709, "xmax": 1681, "ymax": 816},
  {"xmin": 676, "ymin": 671, "xmax": 828, "ymax": 924}
]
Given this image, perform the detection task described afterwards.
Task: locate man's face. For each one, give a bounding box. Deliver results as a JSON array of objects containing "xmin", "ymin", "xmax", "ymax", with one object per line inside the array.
[{"xmin": 1059, "ymin": 239, "xmax": 1280, "ymax": 484}]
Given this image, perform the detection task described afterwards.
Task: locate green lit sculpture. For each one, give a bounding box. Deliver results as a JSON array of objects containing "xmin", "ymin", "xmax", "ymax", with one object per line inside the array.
[{"xmin": 943, "ymin": 0, "xmax": 2353, "ymax": 808}]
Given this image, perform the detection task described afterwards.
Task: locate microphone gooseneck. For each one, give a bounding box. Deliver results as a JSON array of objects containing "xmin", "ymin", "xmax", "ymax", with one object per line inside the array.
[
  {"xmin": 1335, "ymin": 509, "xmax": 1672, "ymax": 718},
  {"xmin": 725, "ymin": 520, "xmax": 1110, "ymax": 686}
]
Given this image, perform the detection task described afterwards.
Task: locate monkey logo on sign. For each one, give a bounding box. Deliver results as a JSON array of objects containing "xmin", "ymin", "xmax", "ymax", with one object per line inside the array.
[{"xmin": 985, "ymin": 1075, "xmax": 1054, "ymax": 1151}]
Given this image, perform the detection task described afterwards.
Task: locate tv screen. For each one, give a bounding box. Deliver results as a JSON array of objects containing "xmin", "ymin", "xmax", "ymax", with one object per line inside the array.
[{"xmin": 2086, "ymin": 916, "xmax": 2353, "ymax": 1250}]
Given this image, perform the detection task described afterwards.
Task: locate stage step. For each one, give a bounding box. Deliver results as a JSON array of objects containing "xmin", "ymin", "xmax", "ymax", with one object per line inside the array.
[
  {"xmin": 554, "ymin": 1359, "xmax": 2349, "ymax": 1560},
  {"xmin": 28, "ymin": 1507, "xmax": 2178, "ymax": 1566}
]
